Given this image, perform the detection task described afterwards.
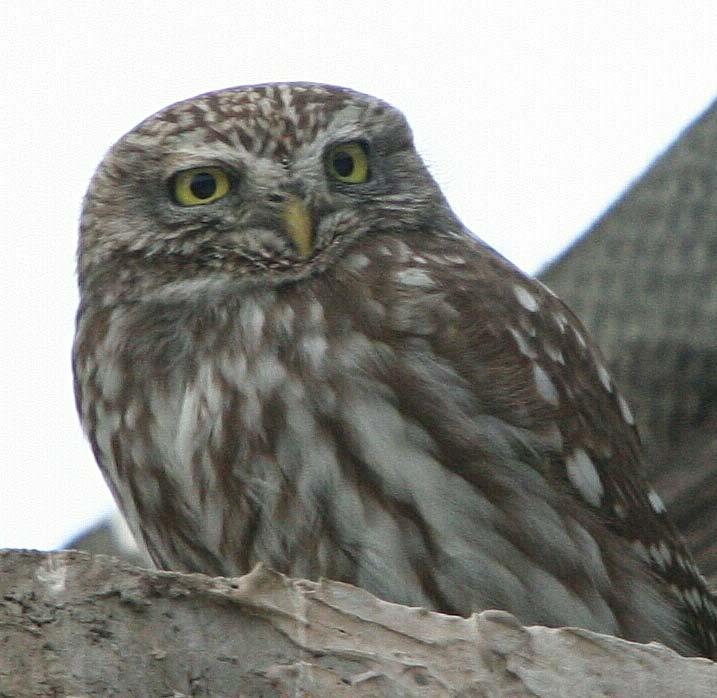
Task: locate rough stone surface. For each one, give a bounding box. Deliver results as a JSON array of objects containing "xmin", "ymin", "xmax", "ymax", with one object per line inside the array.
[{"xmin": 1, "ymin": 549, "xmax": 716, "ymax": 697}]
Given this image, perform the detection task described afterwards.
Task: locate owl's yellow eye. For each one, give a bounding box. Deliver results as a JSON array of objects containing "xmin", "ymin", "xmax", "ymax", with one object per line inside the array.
[
  {"xmin": 326, "ymin": 142, "xmax": 370, "ymax": 184},
  {"xmin": 172, "ymin": 167, "xmax": 231, "ymax": 206}
]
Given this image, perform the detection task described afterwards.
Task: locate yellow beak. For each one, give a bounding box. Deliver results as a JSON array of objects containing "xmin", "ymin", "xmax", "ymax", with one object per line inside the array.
[{"xmin": 283, "ymin": 196, "xmax": 313, "ymax": 258}]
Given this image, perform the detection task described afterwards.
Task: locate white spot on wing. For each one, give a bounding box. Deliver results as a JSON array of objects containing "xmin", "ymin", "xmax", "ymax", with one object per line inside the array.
[
  {"xmin": 596, "ymin": 362, "xmax": 612, "ymax": 392},
  {"xmin": 566, "ymin": 448, "xmax": 604, "ymax": 507},
  {"xmin": 686, "ymin": 585, "xmax": 705, "ymax": 609},
  {"xmin": 395, "ymin": 268, "xmax": 435, "ymax": 288},
  {"xmin": 617, "ymin": 394, "xmax": 635, "ymax": 425},
  {"xmin": 543, "ymin": 340, "xmax": 564, "ymax": 364},
  {"xmin": 632, "ymin": 540, "xmax": 649, "ymax": 562},
  {"xmin": 513, "ymin": 285, "xmax": 538, "ymax": 312},
  {"xmin": 553, "ymin": 312, "xmax": 568, "ymax": 333},
  {"xmin": 649, "ymin": 543, "xmax": 666, "ymax": 569},
  {"xmin": 572, "ymin": 326, "xmax": 587, "ymax": 350},
  {"xmin": 394, "ymin": 240, "xmax": 413, "ymax": 262},
  {"xmin": 647, "ymin": 489, "xmax": 666, "ymax": 514},
  {"xmin": 541, "ymin": 422, "xmax": 564, "ymax": 451},
  {"xmin": 344, "ymin": 253, "xmax": 370, "ymax": 271},
  {"xmin": 533, "ymin": 363, "xmax": 559, "ymax": 406},
  {"xmin": 423, "ymin": 253, "xmax": 451, "ymax": 265},
  {"xmin": 508, "ymin": 327, "xmax": 537, "ymax": 359},
  {"xmin": 658, "ymin": 541, "xmax": 672, "ymax": 567}
]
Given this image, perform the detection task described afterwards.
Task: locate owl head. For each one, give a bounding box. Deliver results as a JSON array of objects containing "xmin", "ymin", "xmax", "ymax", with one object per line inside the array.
[{"xmin": 78, "ymin": 83, "xmax": 451, "ymax": 298}]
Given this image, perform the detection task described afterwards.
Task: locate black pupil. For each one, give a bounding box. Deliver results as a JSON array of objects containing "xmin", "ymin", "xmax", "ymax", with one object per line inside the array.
[
  {"xmin": 190, "ymin": 172, "xmax": 217, "ymax": 199},
  {"xmin": 333, "ymin": 151, "xmax": 355, "ymax": 178}
]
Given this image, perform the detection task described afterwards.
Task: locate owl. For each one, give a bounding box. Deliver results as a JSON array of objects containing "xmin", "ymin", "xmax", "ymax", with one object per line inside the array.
[{"xmin": 73, "ymin": 83, "xmax": 717, "ymax": 659}]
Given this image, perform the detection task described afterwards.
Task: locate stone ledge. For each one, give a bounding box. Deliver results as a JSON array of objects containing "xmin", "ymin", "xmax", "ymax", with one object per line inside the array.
[{"xmin": 1, "ymin": 549, "xmax": 715, "ymax": 696}]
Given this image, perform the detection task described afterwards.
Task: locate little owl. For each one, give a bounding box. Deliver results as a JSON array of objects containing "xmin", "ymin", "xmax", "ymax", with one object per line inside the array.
[{"xmin": 73, "ymin": 83, "xmax": 717, "ymax": 658}]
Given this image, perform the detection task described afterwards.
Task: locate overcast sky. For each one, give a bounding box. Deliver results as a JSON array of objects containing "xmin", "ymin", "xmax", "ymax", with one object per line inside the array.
[{"xmin": 2, "ymin": 2, "xmax": 716, "ymax": 552}]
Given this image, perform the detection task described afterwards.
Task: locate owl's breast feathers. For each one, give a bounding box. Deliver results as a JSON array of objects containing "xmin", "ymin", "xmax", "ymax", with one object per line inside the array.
[{"xmin": 73, "ymin": 228, "xmax": 717, "ymax": 657}]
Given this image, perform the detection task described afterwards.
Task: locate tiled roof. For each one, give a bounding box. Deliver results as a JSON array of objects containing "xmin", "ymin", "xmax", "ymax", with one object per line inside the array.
[{"xmin": 540, "ymin": 98, "xmax": 717, "ymax": 578}]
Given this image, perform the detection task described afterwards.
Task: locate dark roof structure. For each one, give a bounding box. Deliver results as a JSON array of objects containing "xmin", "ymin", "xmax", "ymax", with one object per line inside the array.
[{"xmin": 540, "ymin": 97, "xmax": 717, "ymax": 579}]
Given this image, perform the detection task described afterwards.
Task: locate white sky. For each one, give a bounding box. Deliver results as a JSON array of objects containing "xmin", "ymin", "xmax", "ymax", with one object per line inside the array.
[{"xmin": 2, "ymin": 2, "xmax": 716, "ymax": 551}]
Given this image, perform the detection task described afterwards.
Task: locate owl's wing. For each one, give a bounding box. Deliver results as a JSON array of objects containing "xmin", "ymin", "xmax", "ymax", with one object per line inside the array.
[{"xmin": 323, "ymin": 229, "xmax": 717, "ymax": 657}]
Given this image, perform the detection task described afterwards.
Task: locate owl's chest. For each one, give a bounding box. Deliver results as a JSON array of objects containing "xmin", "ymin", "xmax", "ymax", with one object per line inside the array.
[
  {"xmin": 85, "ymin": 274, "xmax": 528, "ymax": 583},
  {"xmin": 110, "ymin": 288, "xmax": 339, "ymax": 463},
  {"xmin": 80, "ymin": 290, "xmax": 346, "ymax": 568}
]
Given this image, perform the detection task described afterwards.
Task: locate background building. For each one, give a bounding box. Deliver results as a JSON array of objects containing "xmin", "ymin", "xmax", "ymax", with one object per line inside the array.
[{"xmin": 541, "ymin": 98, "xmax": 717, "ymax": 579}]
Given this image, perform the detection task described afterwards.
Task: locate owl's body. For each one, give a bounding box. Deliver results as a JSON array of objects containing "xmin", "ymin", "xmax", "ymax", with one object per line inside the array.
[{"xmin": 74, "ymin": 83, "xmax": 717, "ymax": 658}]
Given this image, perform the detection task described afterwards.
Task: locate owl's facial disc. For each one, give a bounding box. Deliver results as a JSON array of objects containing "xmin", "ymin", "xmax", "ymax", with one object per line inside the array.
[
  {"xmin": 160, "ymin": 135, "xmax": 375, "ymax": 266},
  {"xmin": 79, "ymin": 83, "xmax": 434, "ymax": 291}
]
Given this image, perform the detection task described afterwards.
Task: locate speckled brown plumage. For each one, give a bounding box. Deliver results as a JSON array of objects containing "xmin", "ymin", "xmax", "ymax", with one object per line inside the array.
[{"xmin": 73, "ymin": 83, "xmax": 717, "ymax": 658}]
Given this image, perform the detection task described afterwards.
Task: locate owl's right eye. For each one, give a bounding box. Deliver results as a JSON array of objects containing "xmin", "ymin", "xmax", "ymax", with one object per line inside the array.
[
  {"xmin": 326, "ymin": 142, "xmax": 370, "ymax": 184},
  {"xmin": 171, "ymin": 167, "xmax": 231, "ymax": 206}
]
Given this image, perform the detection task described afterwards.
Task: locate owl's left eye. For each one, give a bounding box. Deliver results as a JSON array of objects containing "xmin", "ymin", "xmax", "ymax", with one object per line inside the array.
[
  {"xmin": 326, "ymin": 142, "xmax": 370, "ymax": 184},
  {"xmin": 171, "ymin": 167, "xmax": 231, "ymax": 206}
]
